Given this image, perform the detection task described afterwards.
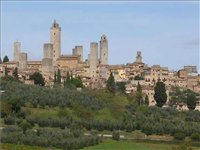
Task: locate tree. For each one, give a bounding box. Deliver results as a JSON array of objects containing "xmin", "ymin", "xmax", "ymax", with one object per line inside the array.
[
  {"xmin": 135, "ymin": 82, "xmax": 143, "ymax": 105},
  {"xmin": 30, "ymin": 72, "xmax": 45, "ymax": 86},
  {"xmin": 57, "ymin": 69, "xmax": 61, "ymax": 84},
  {"xmin": 19, "ymin": 120, "xmax": 32, "ymax": 133},
  {"xmin": 145, "ymin": 95, "xmax": 149, "ymax": 106},
  {"xmin": 64, "ymin": 71, "xmax": 72, "ymax": 88},
  {"xmin": 54, "ymin": 71, "xmax": 57, "ymax": 83},
  {"xmin": 106, "ymin": 72, "xmax": 115, "ymax": 93},
  {"xmin": 112, "ymin": 131, "xmax": 120, "ymax": 141},
  {"xmin": 5, "ymin": 66, "xmax": 8, "ymax": 76},
  {"xmin": 0, "ymin": 58, "xmax": 2, "ymax": 64},
  {"xmin": 71, "ymin": 76, "xmax": 83, "ymax": 88},
  {"xmin": 13, "ymin": 67, "xmax": 18, "ymax": 80},
  {"xmin": 3, "ymin": 56, "xmax": 9, "ymax": 63},
  {"xmin": 134, "ymin": 75, "xmax": 144, "ymax": 80},
  {"xmin": 154, "ymin": 81, "xmax": 167, "ymax": 107},
  {"xmin": 116, "ymin": 82, "xmax": 126, "ymax": 93},
  {"xmin": 187, "ymin": 91, "xmax": 197, "ymax": 110}
]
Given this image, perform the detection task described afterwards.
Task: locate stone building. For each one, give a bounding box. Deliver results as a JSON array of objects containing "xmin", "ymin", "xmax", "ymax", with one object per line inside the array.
[
  {"xmin": 72, "ymin": 46, "xmax": 83, "ymax": 62},
  {"xmin": 50, "ymin": 20, "xmax": 61, "ymax": 66},
  {"xmin": 100, "ymin": 34, "xmax": 108, "ymax": 65},
  {"xmin": 13, "ymin": 41, "xmax": 21, "ymax": 62},
  {"xmin": 19, "ymin": 52, "xmax": 28, "ymax": 71},
  {"xmin": 135, "ymin": 51, "xmax": 142, "ymax": 63},
  {"xmin": 42, "ymin": 43, "xmax": 54, "ymax": 74},
  {"xmin": 89, "ymin": 42, "xmax": 98, "ymax": 78}
]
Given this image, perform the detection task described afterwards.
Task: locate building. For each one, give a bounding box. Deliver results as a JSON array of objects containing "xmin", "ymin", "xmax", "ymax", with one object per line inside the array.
[
  {"xmin": 100, "ymin": 34, "xmax": 108, "ymax": 65},
  {"xmin": 50, "ymin": 20, "xmax": 61, "ymax": 66}
]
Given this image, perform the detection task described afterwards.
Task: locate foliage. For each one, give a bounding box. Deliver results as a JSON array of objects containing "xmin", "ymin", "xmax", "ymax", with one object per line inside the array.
[
  {"xmin": 144, "ymin": 95, "xmax": 149, "ymax": 106},
  {"xmin": 154, "ymin": 81, "xmax": 167, "ymax": 107},
  {"xmin": 134, "ymin": 75, "xmax": 144, "ymax": 80},
  {"xmin": 116, "ymin": 82, "xmax": 126, "ymax": 93},
  {"xmin": 3, "ymin": 55, "xmax": 9, "ymax": 63},
  {"xmin": 174, "ymin": 132, "xmax": 186, "ymax": 140},
  {"xmin": 135, "ymin": 82, "xmax": 143, "ymax": 105},
  {"xmin": 5, "ymin": 66, "xmax": 8, "ymax": 76},
  {"xmin": 112, "ymin": 131, "xmax": 120, "ymax": 141},
  {"xmin": 1, "ymin": 80, "xmax": 104, "ymax": 111},
  {"xmin": 56, "ymin": 69, "xmax": 61, "ymax": 84},
  {"xmin": 106, "ymin": 72, "xmax": 115, "ymax": 94},
  {"xmin": 186, "ymin": 91, "xmax": 198, "ymax": 110},
  {"xmin": 191, "ymin": 133, "xmax": 200, "ymax": 141},
  {"xmin": 19, "ymin": 120, "xmax": 32, "ymax": 133},
  {"xmin": 13, "ymin": 67, "xmax": 19, "ymax": 80},
  {"xmin": 30, "ymin": 72, "xmax": 45, "ymax": 86},
  {"xmin": 1, "ymin": 126, "xmax": 101, "ymax": 150},
  {"xmin": 71, "ymin": 76, "xmax": 83, "ymax": 88},
  {"xmin": 4, "ymin": 115, "xmax": 15, "ymax": 125}
]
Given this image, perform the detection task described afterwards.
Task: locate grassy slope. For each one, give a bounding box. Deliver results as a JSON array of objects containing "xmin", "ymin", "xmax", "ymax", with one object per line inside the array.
[{"xmin": 82, "ymin": 139, "xmax": 199, "ymax": 150}]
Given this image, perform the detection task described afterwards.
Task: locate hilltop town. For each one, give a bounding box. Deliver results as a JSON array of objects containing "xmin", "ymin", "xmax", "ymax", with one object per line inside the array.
[{"xmin": 1, "ymin": 20, "xmax": 200, "ymax": 107}]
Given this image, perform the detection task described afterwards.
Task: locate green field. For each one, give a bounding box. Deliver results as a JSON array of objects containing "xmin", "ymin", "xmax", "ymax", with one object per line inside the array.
[{"xmin": 82, "ymin": 140, "xmax": 200, "ymax": 150}]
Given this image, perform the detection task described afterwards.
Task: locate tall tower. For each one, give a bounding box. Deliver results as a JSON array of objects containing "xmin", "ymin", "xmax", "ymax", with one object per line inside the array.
[
  {"xmin": 72, "ymin": 45, "xmax": 83, "ymax": 62},
  {"xmin": 42, "ymin": 43, "xmax": 54, "ymax": 74},
  {"xmin": 100, "ymin": 34, "xmax": 108, "ymax": 65},
  {"xmin": 135, "ymin": 51, "xmax": 142, "ymax": 63},
  {"xmin": 50, "ymin": 20, "xmax": 61, "ymax": 66},
  {"xmin": 89, "ymin": 42, "xmax": 98, "ymax": 77},
  {"xmin": 13, "ymin": 41, "xmax": 21, "ymax": 62}
]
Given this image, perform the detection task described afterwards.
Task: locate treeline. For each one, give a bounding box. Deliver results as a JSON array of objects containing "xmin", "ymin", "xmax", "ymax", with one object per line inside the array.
[
  {"xmin": 1, "ymin": 80, "xmax": 104, "ymax": 110},
  {"xmin": 1, "ymin": 126, "xmax": 101, "ymax": 150}
]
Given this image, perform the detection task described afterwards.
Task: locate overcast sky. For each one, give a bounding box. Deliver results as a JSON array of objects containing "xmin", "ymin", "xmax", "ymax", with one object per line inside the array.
[{"xmin": 1, "ymin": 1, "xmax": 199, "ymax": 72}]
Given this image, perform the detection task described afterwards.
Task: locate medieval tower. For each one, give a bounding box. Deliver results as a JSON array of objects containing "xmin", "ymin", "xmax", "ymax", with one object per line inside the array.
[
  {"xmin": 89, "ymin": 42, "xmax": 98, "ymax": 77},
  {"xmin": 50, "ymin": 20, "xmax": 61, "ymax": 66},
  {"xmin": 135, "ymin": 51, "xmax": 142, "ymax": 63},
  {"xmin": 73, "ymin": 45, "xmax": 83, "ymax": 62},
  {"xmin": 13, "ymin": 41, "xmax": 21, "ymax": 62},
  {"xmin": 42, "ymin": 43, "xmax": 54, "ymax": 74},
  {"xmin": 100, "ymin": 34, "xmax": 108, "ymax": 65}
]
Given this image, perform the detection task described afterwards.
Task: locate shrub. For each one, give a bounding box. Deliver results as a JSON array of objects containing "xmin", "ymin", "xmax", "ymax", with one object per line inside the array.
[
  {"xmin": 4, "ymin": 115, "xmax": 15, "ymax": 125},
  {"xmin": 19, "ymin": 120, "xmax": 32, "ymax": 133},
  {"xmin": 191, "ymin": 133, "xmax": 200, "ymax": 141},
  {"xmin": 174, "ymin": 132, "xmax": 186, "ymax": 141},
  {"xmin": 112, "ymin": 131, "xmax": 120, "ymax": 141}
]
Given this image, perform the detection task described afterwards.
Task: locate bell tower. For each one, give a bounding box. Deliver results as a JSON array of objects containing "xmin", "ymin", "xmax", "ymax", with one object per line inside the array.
[{"xmin": 50, "ymin": 20, "xmax": 61, "ymax": 66}]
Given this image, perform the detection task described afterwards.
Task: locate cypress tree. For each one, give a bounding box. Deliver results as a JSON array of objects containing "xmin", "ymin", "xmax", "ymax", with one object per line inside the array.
[
  {"xmin": 54, "ymin": 71, "xmax": 57, "ymax": 83},
  {"xmin": 135, "ymin": 82, "xmax": 143, "ymax": 105},
  {"xmin": 106, "ymin": 72, "xmax": 115, "ymax": 93},
  {"xmin": 13, "ymin": 67, "xmax": 18, "ymax": 80},
  {"xmin": 154, "ymin": 81, "xmax": 167, "ymax": 107},
  {"xmin": 57, "ymin": 69, "xmax": 61, "ymax": 84},
  {"xmin": 3, "ymin": 56, "xmax": 9, "ymax": 63}
]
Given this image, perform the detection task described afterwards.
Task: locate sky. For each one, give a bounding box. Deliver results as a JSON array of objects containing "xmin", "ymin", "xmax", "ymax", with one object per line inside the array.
[{"xmin": 1, "ymin": 1, "xmax": 199, "ymax": 72}]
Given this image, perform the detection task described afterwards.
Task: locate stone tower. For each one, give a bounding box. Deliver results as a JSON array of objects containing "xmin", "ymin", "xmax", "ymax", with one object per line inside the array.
[
  {"xmin": 135, "ymin": 51, "xmax": 142, "ymax": 63},
  {"xmin": 72, "ymin": 45, "xmax": 83, "ymax": 62},
  {"xmin": 19, "ymin": 52, "xmax": 27, "ymax": 71},
  {"xmin": 100, "ymin": 34, "xmax": 108, "ymax": 65},
  {"xmin": 50, "ymin": 20, "xmax": 61, "ymax": 66},
  {"xmin": 42, "ymin": 43, "xmax": 54, "ymax": 74},
  {"xmin": 89, "ymin": 42, "xmax": 98, "ymax": 77},
  {"xmin": 13, "ymin": 41, "xmax": 21, "ymax": 62}
]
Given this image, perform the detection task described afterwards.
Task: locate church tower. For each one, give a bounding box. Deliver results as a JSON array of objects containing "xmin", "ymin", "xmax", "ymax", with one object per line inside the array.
[
  {"xmin": 100, "ymin": 34, "xmax": 108, "ymax": 65},
  {"xmin": 135, "ymin": 51, "xmax": 142, "ymax": 63},
  {"xmin": 50, "ymin": 20, "xmax": 61, "ymax": 65}
]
